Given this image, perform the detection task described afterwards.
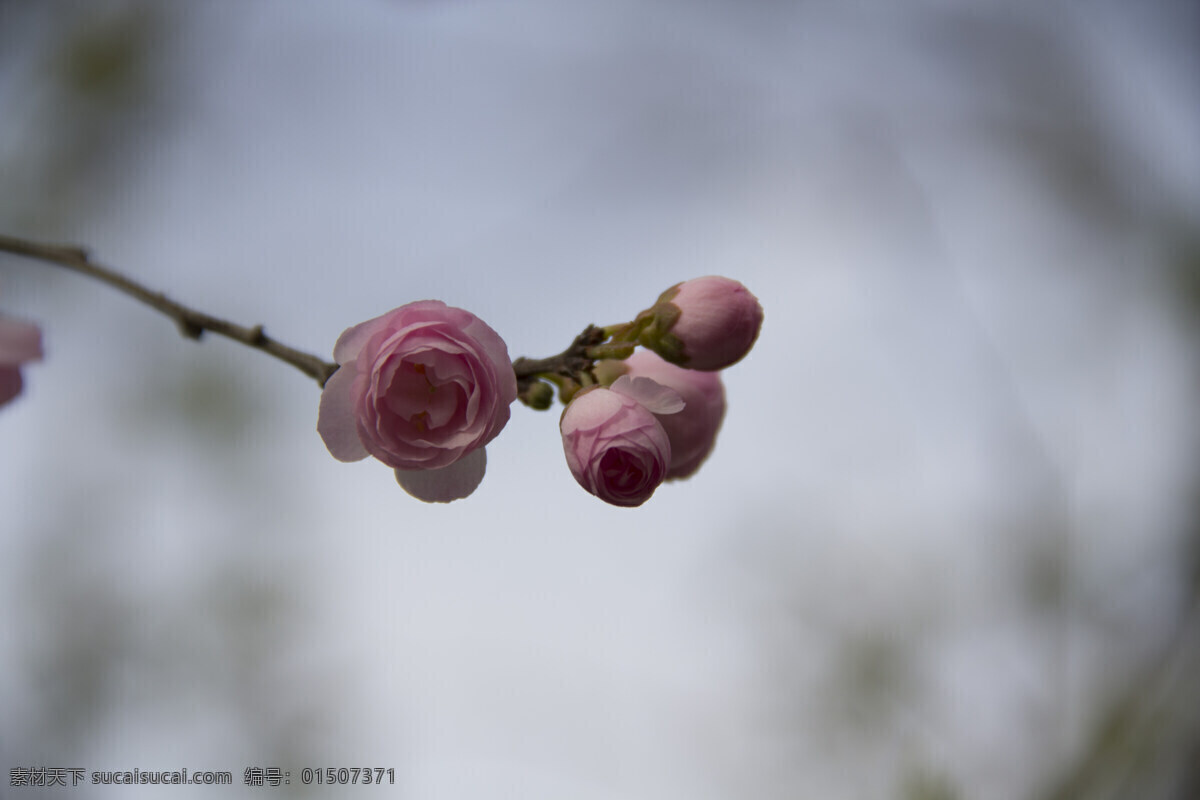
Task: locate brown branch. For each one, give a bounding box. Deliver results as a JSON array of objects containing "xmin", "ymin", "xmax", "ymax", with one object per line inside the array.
[
  {"xmin": 512, "ymin": 324, "xmax": 608, "ymax": 383},
  {"xmin": 0, "ymin": 233, "xmax": 339, "ymax": 387},
  {"xmin": 1, "ymin": 233, "xmax": 643, "ymax": 403}
]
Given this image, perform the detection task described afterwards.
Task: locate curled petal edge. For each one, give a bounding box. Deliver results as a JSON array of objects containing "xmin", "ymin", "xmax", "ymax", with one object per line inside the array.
[
  {"xmin": 610, "ymin": 375, "xmax": 684, "ymax": 415},
  {"xmin": 317, "ymin": 364, "xmax": 369, "ymax": 462},
  {"xmin": 395, "ymin": 446, "xmax": 487, "ymax": 503}
]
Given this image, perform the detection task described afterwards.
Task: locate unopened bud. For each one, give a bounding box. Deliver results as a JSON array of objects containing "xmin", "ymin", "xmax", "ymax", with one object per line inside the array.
[{"xmin": 638, "ymin": 276, "xmax": 762, "ymax": 371}]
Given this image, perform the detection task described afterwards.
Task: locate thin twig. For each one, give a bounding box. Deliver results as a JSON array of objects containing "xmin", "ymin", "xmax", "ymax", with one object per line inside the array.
[{"xmin": 0, "ymin": 233, "xmax": 339, "ymax": 387}]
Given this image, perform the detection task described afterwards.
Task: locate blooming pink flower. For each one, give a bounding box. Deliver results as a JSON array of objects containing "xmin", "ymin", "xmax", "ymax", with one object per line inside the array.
[
  {"xmin": 318, "ymin": 300, "xmax": 517, "ymax": 502},
  {"xmin": 0, "ymin": 315, "xmax": 43, "ymax": 408},
  {"xmin": 623, "ymin": 349, "xmax": 725, "ymax": 481},
  {"xmin": 559, "ymin": 376, "xmax": 681, "ymax": 507},
  {"xmin": 642, "ymin": 276, "xmax": 763, "ymax": 371}
]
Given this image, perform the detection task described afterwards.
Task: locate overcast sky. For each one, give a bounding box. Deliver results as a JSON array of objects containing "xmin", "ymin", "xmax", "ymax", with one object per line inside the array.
[{"xmin": 3, "ymin": 1, "xmax": 1199, "ymax": 798}]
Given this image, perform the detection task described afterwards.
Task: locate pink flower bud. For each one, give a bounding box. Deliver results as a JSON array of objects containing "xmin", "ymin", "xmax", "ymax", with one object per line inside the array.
[
  {"xmin": 560, "ymin": 383, "xmax": 672, "ymax": 507},
  {"xmin": 623, "ymin": 349, "xmax": 725, "ymax": 480},
  {"xmin": 641, "ymin": 276, "xmax": 763, "ymax": 371},
  {"xmin": 317, "ymin": 300, "xmax": 517, "ymax": 502},
  {"xmin": 0, "ymin": 316, "xmax": 43, "ymax": 408}
]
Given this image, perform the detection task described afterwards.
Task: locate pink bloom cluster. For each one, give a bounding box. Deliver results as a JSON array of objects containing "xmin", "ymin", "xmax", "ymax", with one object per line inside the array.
[
  {"xmin": 560, "ymin": 276, "xmax": 760, "ymax": 507},
  {"xmin": 559, "ymin": 352, "xmax": 729, "ymax": 506},
  {"xmin": 0, "ymin": 315, "xmax": 42, "ymax": 409},
  {"xmin": 319, "ymin": 276, "xmax": 760, "ymax": 506}
]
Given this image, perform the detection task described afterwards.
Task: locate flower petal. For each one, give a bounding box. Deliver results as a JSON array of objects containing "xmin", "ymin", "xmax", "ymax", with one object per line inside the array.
[
  {"xmin": 0, "ymin": 317, "xmax": 42, "ymax": 365},
  {"xmin": 560, "ymin": 387, "xmax": 623, "ymax": 434},
  {"xmin": 610, "ymin": 374, "xmax": 684, "ymax": 415},
  {"xmin": 317, "ymin": 365, "xmax": 369, "ymax": 462},
  {"xmin": 395, "ymin": 446, "xmax": 487, "ymax": 503},
  {"xmin": 0, "ymin": 367, "xmax": 22, "ymax": 406},
  {"xmin": 332, "ymin": 315, "xmax": 387, "ymax": 364}
]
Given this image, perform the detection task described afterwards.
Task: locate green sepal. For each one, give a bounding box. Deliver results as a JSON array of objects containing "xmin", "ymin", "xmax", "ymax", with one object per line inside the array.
[
  {"xmin": 644, "ymin": 331, "xmax": 685, "ymax": 364},
  {"xmin": 559, "ymin": 377, "xmax": 583, "ymax": 405},
  {"xmin": 636, "ymin": 300, "xmax": 686, "ymax": 365},
  {"xmin": 586, "ymin": 342, "xmax": 636, "ymax": 361}
]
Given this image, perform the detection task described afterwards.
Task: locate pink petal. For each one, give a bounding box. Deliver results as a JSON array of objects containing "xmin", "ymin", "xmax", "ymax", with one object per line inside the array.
[
  {"xmin": 332, "ymin": 316, "xmax": 387, "ymax": 364},
  {"xmin": 317, "ymin": 365, "xmax": 369, "ymax": 462},
  {"xmin": 460, "ymin": 314, "xmax": 518, "ymax": 403},
  {"xmin": 560, "ymin": 388, "xmax": 625, "ymax": 435},
  {"xmin": 395, "ymin": 446, "xmax": 487, "ymax": 503},
  {"xmin": 0, "ymin": 317, "xmax": 42, "ymax": 365},
  {"xmin": 0, "ymin": 367, "xmax": 22, "ymax": 405},
  {"xmin": 610, "ymin": 375, "xmax": 684, "ymax": 415}
]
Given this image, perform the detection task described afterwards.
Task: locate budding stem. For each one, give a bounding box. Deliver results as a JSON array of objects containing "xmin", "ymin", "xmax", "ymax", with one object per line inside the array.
[{"xmin": 0, "ymin": 233, "xmax": 339, "ymax": 387}]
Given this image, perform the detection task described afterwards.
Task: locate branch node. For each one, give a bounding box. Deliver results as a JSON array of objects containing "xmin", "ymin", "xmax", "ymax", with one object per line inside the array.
[{"xmin": 178, "ymin": 318, "xmax": 204, "ymax": 340}]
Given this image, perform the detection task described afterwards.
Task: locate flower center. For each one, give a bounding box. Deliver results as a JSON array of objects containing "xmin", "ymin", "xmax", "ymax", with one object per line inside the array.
[
  {"xmin": 409, "ymin": 364, "xmax": 436, "ymax": 429},
  {"xmin": 600, "ymin": 449, "xmax": 646, "ymax": 493}
]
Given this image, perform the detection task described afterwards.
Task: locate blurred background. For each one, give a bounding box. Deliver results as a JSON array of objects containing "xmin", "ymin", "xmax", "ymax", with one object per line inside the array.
[{"xmin": 2, "ymin": 1, "xmax": 1199, "ymax": 797}]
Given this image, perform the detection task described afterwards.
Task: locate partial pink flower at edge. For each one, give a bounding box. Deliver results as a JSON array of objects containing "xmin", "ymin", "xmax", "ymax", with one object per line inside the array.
[{"xmin": 0, "ymin": 316, "xmax": 43, "ymax": 408}]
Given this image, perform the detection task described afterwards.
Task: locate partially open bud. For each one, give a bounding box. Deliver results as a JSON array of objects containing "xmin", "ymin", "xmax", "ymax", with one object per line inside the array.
[
  {"xmin": 623, "ymin": 349, "xmax": 725, "ymax": 481},
  {"xmin": 638, "ymin": 276, "xmax": 762, "ymax": 371},
  {"xmin": 559, "ymin": 378, "xmax": 678, "ymax": 507}
]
